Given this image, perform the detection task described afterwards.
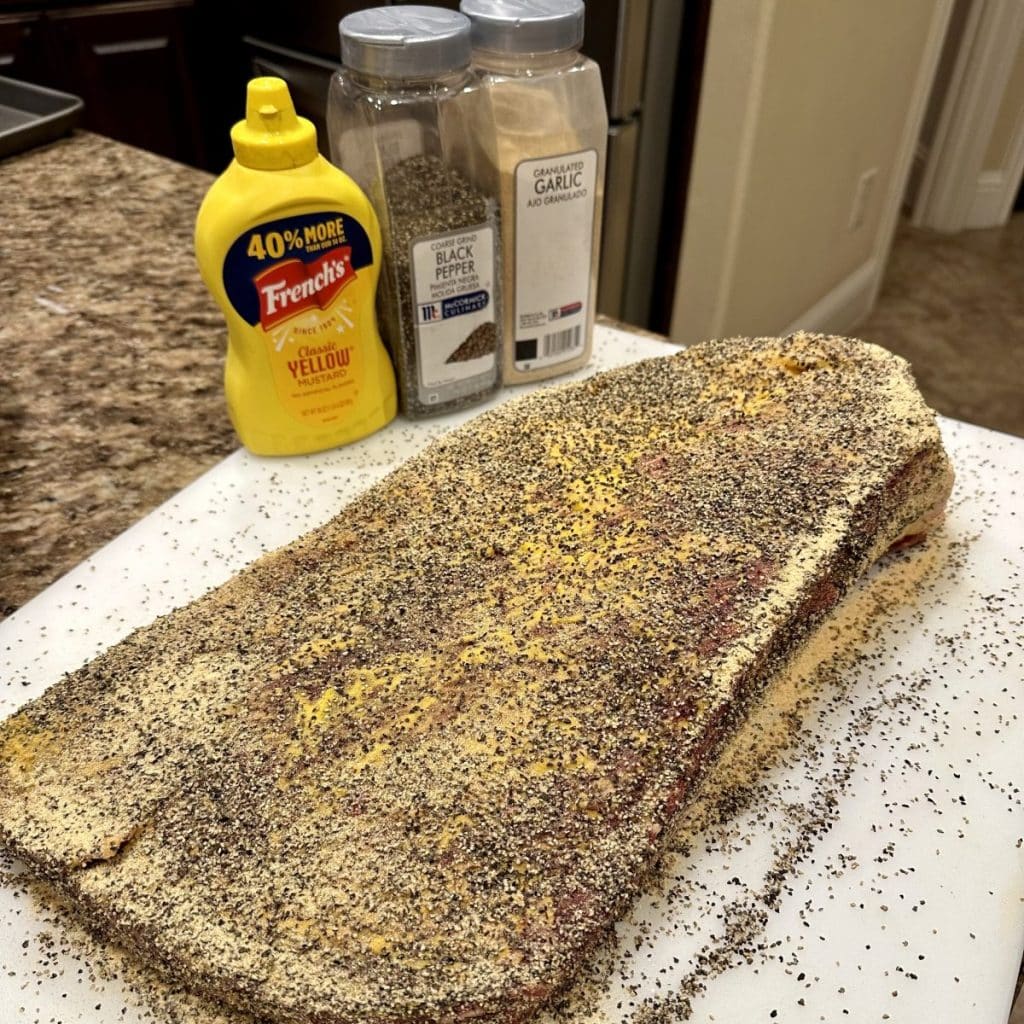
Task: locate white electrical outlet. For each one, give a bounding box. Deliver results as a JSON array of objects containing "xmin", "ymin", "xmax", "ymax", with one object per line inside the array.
[{"xmin": 848, "ymin": 167, "xmax": 878, "ymax": 231}]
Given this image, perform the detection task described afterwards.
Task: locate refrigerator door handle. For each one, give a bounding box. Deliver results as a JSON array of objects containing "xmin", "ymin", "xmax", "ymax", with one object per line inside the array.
[
  {"xmin": 598, "ymin": 117, "xmax": 641, "ymax": 319},
  {"xmin": 611, "ymin": 0, "xmax": 653, "ymax": 119}
]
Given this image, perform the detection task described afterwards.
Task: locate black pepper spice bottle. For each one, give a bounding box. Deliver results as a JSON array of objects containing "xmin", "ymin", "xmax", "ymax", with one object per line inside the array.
[{"xmin": 328, "ymin": 6, "xmax": 502, "ymax": 419}]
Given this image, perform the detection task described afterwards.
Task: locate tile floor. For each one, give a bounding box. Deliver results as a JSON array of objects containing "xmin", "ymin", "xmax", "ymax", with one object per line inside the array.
[{"xmin": 856, "ymin": 213, "xmax": 1024, "ymax": 439}]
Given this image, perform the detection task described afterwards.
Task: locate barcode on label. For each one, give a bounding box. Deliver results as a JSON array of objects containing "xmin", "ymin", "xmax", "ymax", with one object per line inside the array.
[{"xmin": 541, "ymin": 326, "xmax": 582, "ymax": 358}]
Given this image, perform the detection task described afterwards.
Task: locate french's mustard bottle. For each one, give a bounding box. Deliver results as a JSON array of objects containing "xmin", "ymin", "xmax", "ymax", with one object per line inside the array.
[{"xmin": 195, "ymin": 77, "xmax": 396, "ymax": 455}]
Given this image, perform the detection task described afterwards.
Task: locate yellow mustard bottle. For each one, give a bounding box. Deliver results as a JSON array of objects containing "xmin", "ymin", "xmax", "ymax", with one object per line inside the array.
[{"xmin": 195, "ymin": 77, "xmax": 397, "ymax": 456}]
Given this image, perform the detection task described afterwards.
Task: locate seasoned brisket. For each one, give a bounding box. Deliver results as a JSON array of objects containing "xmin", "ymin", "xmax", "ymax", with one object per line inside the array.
[{"xmin": 0, "ymin": 334, "xmax": 954, "ymax": 1023}]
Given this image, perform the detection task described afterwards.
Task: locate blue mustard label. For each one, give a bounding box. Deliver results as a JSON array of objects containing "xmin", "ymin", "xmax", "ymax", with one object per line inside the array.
[{"xmin": 223, "ymin": 211, "xmax": 373, "ymax": 327}]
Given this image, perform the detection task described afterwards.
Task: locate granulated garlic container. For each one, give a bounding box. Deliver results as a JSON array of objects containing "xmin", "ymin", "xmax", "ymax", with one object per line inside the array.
[
  {"xmin": 461, "ymin": 0, "xmax": 607, "ymax": 384},
  {"xmin": 327, "ymin": 6, "xmax": 501, "ymax": 418}
]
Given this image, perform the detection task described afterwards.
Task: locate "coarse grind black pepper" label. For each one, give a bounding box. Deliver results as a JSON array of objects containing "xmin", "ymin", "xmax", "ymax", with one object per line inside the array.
[
  {"xmin": 381, "ymin": 155, "xmax": 499, "ymax": 416},
  {"xmin": 409, "ymin": 225, "xmax": 497, "ymax": 407}
]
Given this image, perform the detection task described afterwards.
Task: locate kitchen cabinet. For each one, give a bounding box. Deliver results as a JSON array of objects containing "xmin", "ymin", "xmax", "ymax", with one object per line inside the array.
[
  {"xmin": 48, "ymin": 0, "xmax": 206, "ymax": 165},
  {"xmin": 0, "ymin": 11, "xmax": 47, "ymax": 82},
  {"xmin": 0, "ymin": 0, "xmax": 232, "ymax": 169},
  {"xmin": 237, "ymin": 0, "xmax": 366, "ymax": 158}
]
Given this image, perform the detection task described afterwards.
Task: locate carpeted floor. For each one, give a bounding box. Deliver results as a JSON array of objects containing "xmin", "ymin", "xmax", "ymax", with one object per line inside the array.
[{"xmin": 856, "ymin": 213, "xmax": 1024, "ymax": 438}]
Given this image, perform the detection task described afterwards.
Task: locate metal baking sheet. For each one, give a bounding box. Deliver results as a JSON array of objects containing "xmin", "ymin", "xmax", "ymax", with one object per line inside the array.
[
  {"xmin": 1, "ymin": 325, "xmax": 1022, "ymax": 1023},
  {"xmin": 0, "ymin": 75, "xmax": 83, "ymax": 160}
]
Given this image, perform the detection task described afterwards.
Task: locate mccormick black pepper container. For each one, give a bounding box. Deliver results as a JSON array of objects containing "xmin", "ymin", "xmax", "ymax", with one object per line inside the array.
[
  {"xmin": 195, "ymin": 77, "xmax": 397, "ymax": 456},
  {"xmin": 327, "ymin": 6, "xmax": 502, "ymax": 419}
]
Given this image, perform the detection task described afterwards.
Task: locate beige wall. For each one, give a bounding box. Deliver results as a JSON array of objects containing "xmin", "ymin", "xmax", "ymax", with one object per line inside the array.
[
  {"xmin": 983, "ymin": 35, "xmax": 1024, "ymax": 171},
  {"xmin": 671, "ymin": 0, "xmax": 946, "ymax": 345}
]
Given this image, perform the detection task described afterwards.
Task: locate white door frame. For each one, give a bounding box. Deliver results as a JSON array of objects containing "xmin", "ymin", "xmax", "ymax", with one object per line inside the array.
[
  {"xmin": 670, "ymin": 1, "xmax": 954, "ymax": 345},
  {"xmin": 912, "ymin": 0, "xmax": 1024, "ymax": 232}
]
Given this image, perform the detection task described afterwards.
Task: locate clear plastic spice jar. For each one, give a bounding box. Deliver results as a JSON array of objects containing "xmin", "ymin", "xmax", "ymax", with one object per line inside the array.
[
  {"xmin": 327, "ymin": 6, "xmax": 501, "ymax": 419},
  {"xmin": 461, "ymin": 0, "xmax": 607, "ymax": 385}
]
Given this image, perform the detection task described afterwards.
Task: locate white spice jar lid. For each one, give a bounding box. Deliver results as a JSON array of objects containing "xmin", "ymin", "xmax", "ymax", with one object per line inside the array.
[
  {"xmin": 460, "ymin": 0, "xmax": 585, "ymax": 55},
  {"xmin": 340, "ymin": 6, "xmax": 472, "ymax": 80}
]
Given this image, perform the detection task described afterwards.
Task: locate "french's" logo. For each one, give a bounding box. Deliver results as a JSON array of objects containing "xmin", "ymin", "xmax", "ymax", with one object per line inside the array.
[{"xmin": 253, "ymin": 246, "xmax": 354, "ymax": 330}]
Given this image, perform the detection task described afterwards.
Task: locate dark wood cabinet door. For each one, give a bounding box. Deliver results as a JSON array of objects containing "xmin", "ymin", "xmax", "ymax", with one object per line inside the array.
[
  {"xmin": 237, "ymin": 0, "xmax": 375, "ymax": 63},
  {"xmin": 46, "ymin": 0, "xmax": 205, "ymax": 166},
  {"xmin": 0, "ymin": 11, "xmax": 50, "ymax": 86}
]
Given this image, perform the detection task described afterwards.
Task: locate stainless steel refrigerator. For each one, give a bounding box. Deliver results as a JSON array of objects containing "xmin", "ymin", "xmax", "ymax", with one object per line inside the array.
[{"xmin": 584, "ymin": 0, "xmax": 687, "ymax": 327}]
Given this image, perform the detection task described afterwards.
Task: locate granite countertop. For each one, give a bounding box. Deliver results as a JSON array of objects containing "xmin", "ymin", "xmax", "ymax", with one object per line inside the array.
[
  {"xmin": 0, "ymin": 133, "xmax": 657, "ymax": 621},
  {"xmin": 0, "ymin": 132, "xmax": 235, "ymax": 618}
]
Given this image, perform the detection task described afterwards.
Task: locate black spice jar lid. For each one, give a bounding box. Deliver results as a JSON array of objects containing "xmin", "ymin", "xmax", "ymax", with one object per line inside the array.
[
  {"xmin": 459, "ymin": 0, "xmax": 585, "ymax": 55},
  {"xmin": 340, "ymin": 6, "xmax": 472, "ymax": 80}
]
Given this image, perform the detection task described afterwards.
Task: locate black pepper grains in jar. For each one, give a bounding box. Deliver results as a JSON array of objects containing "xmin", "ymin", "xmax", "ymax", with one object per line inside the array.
[{"xmin": 327, "ymin": 7, "xmax": 502, "ymax": 418}]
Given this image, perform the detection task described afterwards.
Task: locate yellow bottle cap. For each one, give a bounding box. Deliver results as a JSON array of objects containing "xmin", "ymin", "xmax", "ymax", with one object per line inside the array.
[{"xmin": 230, "ymin": 77, "xmax": 318, "ymax": 170}]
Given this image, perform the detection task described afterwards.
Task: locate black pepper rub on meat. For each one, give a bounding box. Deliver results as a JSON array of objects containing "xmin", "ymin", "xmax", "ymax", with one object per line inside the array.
[{"xmin": 0, "ymin": 334, "xmax": 953, "ymax": 1024}]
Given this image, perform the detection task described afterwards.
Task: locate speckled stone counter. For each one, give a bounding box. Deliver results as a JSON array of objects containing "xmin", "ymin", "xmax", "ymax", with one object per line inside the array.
[
  {"xmin": 0, "ymin": 132, "xmax": 236, "ymax": 617},
  {"xmin": 0, "ymin": 134, "xmax": 672, "ymax": 624}
]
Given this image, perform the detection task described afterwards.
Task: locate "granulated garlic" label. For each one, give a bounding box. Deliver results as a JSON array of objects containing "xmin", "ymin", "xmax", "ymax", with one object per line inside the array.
[{"xmin": 513, "ymin": 149, "xmax": 597, "ymax": 372}]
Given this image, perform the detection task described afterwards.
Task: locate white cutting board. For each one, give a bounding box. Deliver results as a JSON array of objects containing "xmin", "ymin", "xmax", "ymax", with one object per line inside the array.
[{"xmin": 1, "ymin": 324, "xmax": 1022, "ymax": 1024}]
